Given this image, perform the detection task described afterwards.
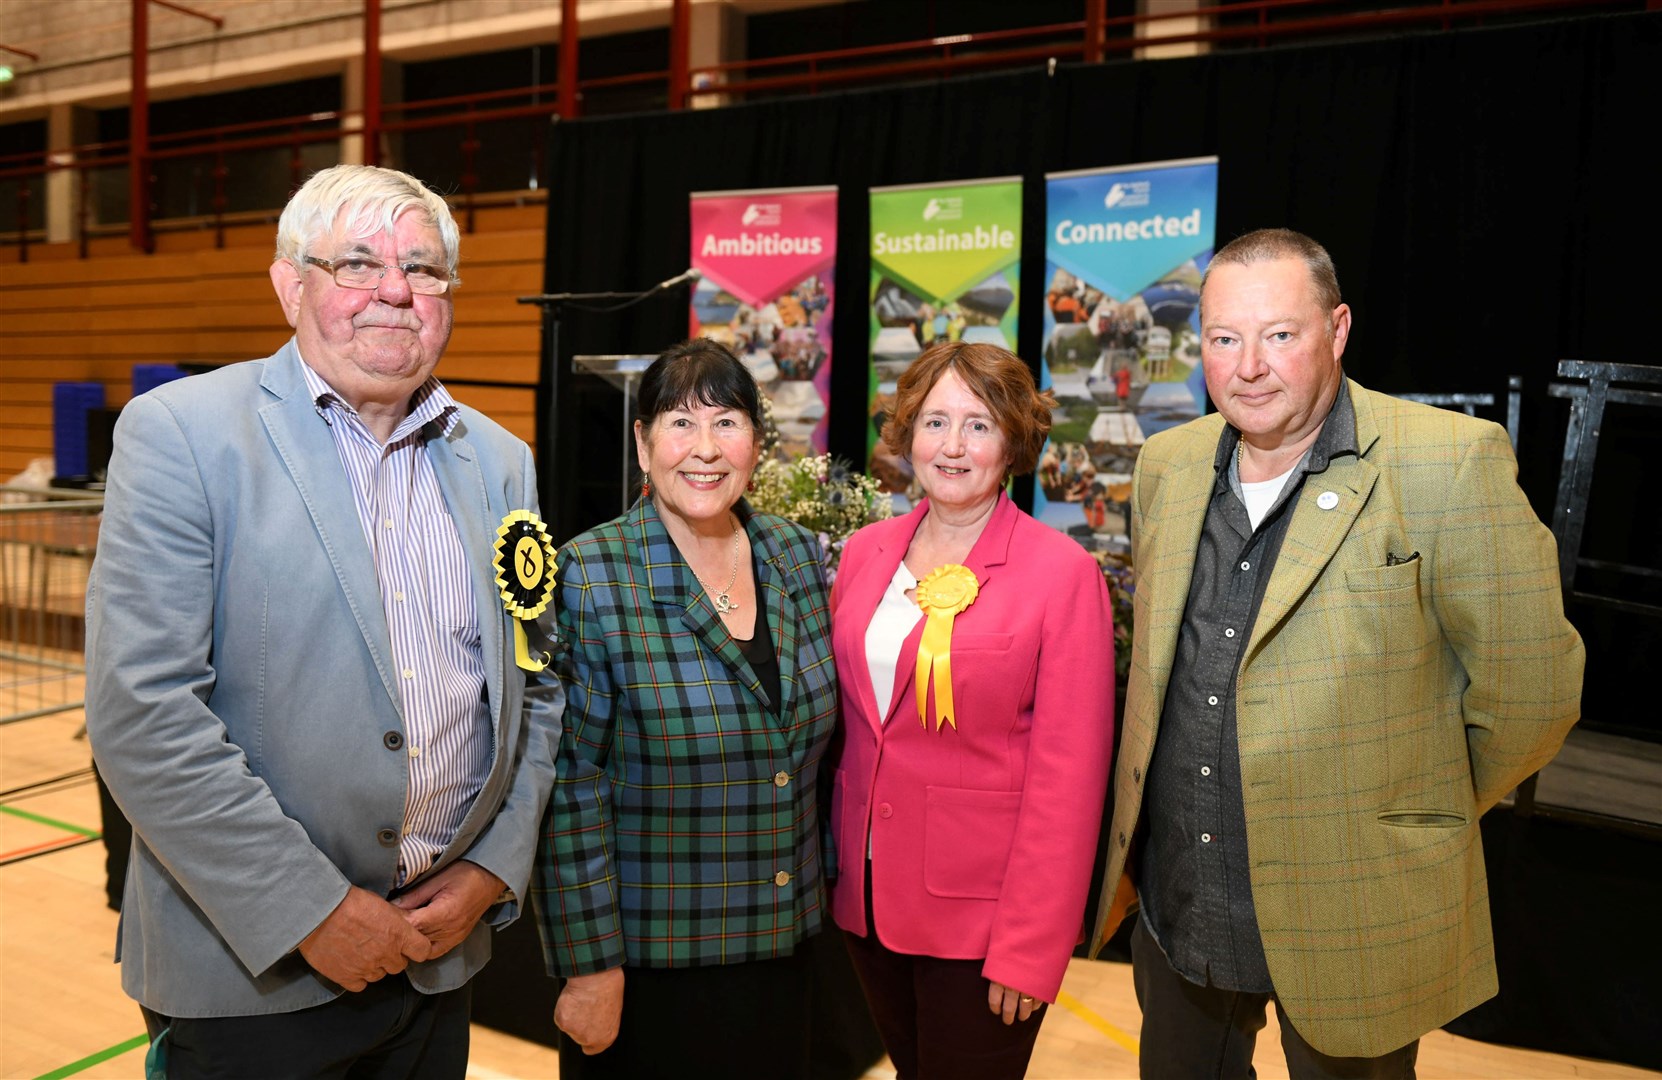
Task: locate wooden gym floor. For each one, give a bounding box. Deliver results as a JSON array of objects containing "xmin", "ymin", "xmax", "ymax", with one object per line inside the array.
[{"xmin": 3, "ymin": 695, "xmax": 1658, "ymax": 1079}]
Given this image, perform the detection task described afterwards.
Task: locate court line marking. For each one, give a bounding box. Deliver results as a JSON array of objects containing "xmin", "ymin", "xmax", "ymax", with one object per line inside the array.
[
  {"xmin": 33, "ymin": 1033, "xmax": 147, "ymax": 1080},
  {"xmin": 0, "ymin": 803, "xmax": 101, "ymax": 838},
  {"xmin": 1056, "ymin": 987, "xmax": 1140, "ymax": 1056},
  {"xmin": 0, "ymin": 834, "xmax": 96, "ymax": 863}
]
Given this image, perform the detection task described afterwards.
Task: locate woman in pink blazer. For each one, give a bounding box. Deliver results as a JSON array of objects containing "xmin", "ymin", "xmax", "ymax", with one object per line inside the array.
[{"xmin": 829, "ymin": 340, "xmax": 1116, "ymax": 1079}]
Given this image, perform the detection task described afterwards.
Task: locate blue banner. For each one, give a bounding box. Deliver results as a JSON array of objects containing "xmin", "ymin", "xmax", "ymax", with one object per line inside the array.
[{"xmin": 1035, "ymin": 157, "xmax": 1218, "ymax": 550}]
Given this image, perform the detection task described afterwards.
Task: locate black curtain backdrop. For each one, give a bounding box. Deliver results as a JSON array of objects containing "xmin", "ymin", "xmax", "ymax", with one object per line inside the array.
[
  {"xmin": 519, "ymin": 10, "xmax": 1662, "ymax": 1067},
  {"xmin": 538, "ymin": 13, "xmax": 1659, "ymax": 744}
]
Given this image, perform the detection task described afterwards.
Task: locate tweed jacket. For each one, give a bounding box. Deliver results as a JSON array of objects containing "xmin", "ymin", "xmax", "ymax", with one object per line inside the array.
[
  {"xmin": 1090, "ymin": 380, "xmax": 1584, "ymax": 1057},
  {"xmin": 531, "ymin": 497, "xmax": 838, "ymax": 975},
  {"xmin": 85, "ymin": 341, "xmax": 564, "ymax": 1017},
  {"xmin": 828, "ymin": 494, "xmax": 1115, "ymax": 1003}
]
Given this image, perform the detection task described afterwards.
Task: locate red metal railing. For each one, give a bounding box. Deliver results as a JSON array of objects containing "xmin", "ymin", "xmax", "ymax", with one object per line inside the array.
[
  {"xmin": 0, "ymin": 0, "xmax": 1645, "ymax": 261},
  {"xmin": 690, "ymin": 21, "xmax": 1092, "ymax": 100},
  {"xmin": 686, "ymin": 0, "xmax": 1641, "ymax": 100}
]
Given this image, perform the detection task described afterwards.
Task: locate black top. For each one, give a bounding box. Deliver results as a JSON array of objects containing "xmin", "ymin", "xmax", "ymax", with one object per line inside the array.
[
  {"xmin": 1139, "ymin": 383, "xmax": 1359, "ymax": 993},
  {"xmin": 733, "ymin": 553, "xmax": 782, "ymax": 714}
]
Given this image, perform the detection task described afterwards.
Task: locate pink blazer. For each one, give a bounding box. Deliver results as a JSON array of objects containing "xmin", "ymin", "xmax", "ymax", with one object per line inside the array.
[{"xmin": 828, "ymin": 493, "xmax": 1115, "ymax": 1002}]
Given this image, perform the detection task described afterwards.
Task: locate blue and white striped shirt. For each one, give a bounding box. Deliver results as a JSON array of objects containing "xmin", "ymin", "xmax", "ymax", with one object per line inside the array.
[{"xmin": 300, "ymin": 358, "xmax": 492, "ymax": 886}]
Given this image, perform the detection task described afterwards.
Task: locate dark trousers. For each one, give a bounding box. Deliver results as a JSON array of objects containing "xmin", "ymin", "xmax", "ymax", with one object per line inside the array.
[
  {"xmin": 805, "ymin": 929, "xmax": 889, "ymax": 1080},
  {"xmin": 841, "ymin": 927, "xmax": 1047, "ymax": 1080},
  {"xmin": 556, "ymin": 949, "xmax": 814, "ymax": 1080},
  {"xmin": 91, "ymin": 761, "xmax": 131, "ymax": 911},
  {"xmin": 139, "ymin": 975, "xmax": 471, "ymax": 1080},
  {"xmin": 1131, "ymin": 917, "xmax": 1419, "ymax": 1080}
]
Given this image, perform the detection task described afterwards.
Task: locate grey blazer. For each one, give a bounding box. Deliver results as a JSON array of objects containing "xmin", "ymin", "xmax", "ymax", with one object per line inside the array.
[{"xmin": 86, "ymin": 341, "xmax": 563, "ymax": 1018}]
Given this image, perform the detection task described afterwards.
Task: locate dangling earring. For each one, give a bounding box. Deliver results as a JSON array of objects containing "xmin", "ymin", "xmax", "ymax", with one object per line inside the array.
[
  {"xmin": 641, "ymin": 476, "xmax": 653, "ymax": 499},
  {"xmin": 747, "ymin": 477, "xmax": 756, "ymax": 493}
]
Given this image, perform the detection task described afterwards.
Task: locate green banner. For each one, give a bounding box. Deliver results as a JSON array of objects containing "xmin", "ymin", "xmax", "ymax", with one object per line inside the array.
[{"xmin": 867, "ymin": 176, "xmax": 1022, "ymax": 499}]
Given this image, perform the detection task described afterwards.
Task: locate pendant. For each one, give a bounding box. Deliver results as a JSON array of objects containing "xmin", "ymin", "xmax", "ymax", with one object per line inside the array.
[{"xmin": 712, "ymin": 592, "xmax": 737, "ymax": 614}]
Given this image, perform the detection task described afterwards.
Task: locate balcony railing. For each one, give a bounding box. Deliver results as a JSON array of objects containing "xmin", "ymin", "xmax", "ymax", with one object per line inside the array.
[{"xmin": 0, "ymin": 0, "xmax": 1640, "ymax": 260}]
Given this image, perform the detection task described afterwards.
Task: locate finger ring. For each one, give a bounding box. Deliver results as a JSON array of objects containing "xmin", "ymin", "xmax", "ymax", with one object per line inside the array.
[{"xmin": 1020, "ymin": 995, "xmax": 1035, "ymax": 1004}]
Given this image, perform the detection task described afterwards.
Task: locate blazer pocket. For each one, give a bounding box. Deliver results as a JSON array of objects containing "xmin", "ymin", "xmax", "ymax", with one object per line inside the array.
[
  {"xmin": 1378, "ymin": 809, "xmax": 1467, "ymax": 828},
  {"xmin": 1345, "ymin": 561, "xmax": 1420, "ymax": 593},
  {"xmin": 951, "ymin": 633, "xmax": 1013, "ymax": 652},
  {"xmin": 923, "ymin": 786, "xmax": 1021, "ymax": 899}
]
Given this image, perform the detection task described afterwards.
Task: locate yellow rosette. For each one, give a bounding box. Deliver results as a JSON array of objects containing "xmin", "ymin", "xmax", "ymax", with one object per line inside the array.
[
  {"xmin": 913, "ymin": 564, "xmax": 979, "ymax": 731},
  {"xmin": 492, "ymin": 510, "xmax": 557, "ymax": 672}
]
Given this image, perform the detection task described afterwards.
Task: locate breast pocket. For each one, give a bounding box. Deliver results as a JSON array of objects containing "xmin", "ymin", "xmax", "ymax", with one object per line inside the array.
[
  {"xmin": 947, "ymin": 632, "xmax": 1020, "ymax": 720},
  {"xmin": 1345, "ymin": 560, "xmax": 1420, "ymax": 593},
  {"xmin": 952, "ymin": 633, "xmax": 1013, "ymax": 652},
  {"xmin": 418, "ymin": 513, "xmax": 479, "ymax": 632}
]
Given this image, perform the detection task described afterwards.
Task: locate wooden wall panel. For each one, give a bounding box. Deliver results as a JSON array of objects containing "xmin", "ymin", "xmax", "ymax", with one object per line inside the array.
[
  {"xmin": 0, "ymin": 213, "xmax": 546, "ymax": 480},
  {"xmin": 443, "ymin": 356, "xmax": 540, "ymax": 384}
]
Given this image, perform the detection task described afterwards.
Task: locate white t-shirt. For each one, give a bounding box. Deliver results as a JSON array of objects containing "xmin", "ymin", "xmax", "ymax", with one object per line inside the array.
[{"xmin": 1240, "ymin": 464, "xmax": 1299, "ymax": 531}]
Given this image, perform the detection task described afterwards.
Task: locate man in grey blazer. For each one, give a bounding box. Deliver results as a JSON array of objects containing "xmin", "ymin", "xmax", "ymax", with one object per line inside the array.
[{"xmin": 86, "ymin": 164, "xmax": 563, "ymax": 1077}]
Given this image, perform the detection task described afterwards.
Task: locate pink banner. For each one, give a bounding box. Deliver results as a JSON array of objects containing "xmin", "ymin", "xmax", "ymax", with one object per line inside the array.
[{"xmin": 690, "ymin": 186, "xmax": 837, "ymax": 457}]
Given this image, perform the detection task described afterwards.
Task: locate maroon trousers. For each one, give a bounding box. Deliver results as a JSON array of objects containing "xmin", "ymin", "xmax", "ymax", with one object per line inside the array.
[{"xmin": 842, "ymin": 875, "xmax": 1049, "ymax": 1080}]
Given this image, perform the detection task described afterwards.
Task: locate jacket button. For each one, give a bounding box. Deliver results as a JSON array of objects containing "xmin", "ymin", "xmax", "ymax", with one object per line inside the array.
[
  {"xmin": 878, "ymin": 803, "xmax": 893, "ymax": 819},
  {"xmin": 383, "ymin": 731, "xmax": 403, "ymax": 751},
  {"xmin": 774, "ymin": 771, "xmax": 790, "ymax": 787},
  {"xmin": 1118, "ymin": 831, "xmax": 1128, "ymax": 849},
  {"xmin": 774, "ymin": 870, "xmax": 791, "ymax": 887},
  {"xmin": 376, "ymin": 828, "xmax": 399, "ymax": 846},
  {"xmin": 1132, "ymin": 766, "xmax": 1142, "ymax": 783}
]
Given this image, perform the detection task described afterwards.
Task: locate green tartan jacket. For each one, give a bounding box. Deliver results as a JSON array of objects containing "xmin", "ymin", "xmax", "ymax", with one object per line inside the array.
[
  {"xmin": 1092, "ymin": 380, "xmax": 1584, "ymax": 1057},
  {"xmin": 531, "ymin": 497, "xmax": 837, "ymax": 975}
]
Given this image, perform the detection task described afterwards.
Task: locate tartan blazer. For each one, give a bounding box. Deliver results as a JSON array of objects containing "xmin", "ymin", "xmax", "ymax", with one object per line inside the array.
[
  {"xmin": 531, "ymin": 497, "xmax": 838, "ymax": 975},
  {"xmin": 1090, "ymin": 380, "xmax": 1584, "ymax": 1057}
]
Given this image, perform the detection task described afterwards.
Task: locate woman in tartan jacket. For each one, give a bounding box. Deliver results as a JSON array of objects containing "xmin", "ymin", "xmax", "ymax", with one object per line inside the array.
[{"xmin": 531, "ymin": 340, "xmax": 839, "ymax": 1078}]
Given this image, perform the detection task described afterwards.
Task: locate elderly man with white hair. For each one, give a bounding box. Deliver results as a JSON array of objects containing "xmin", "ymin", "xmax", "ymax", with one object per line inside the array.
[{"xmin": 87, "ymin": 164, "xmax": 563, "ymax": 1078}]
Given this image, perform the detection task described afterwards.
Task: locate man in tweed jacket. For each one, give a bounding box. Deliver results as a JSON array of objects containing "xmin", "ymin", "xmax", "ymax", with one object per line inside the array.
[{"xmin": 1089, "ymin": 228, "xmax": 1583, "ymax": 1076}]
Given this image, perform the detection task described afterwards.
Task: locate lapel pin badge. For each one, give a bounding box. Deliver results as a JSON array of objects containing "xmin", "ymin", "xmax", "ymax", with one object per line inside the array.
[{"xmin": 1316, "ymin": 491, "xmax": 1339, "ymax": 510}]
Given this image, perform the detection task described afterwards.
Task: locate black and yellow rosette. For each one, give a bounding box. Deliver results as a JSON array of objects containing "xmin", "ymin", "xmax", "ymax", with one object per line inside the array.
[
  {"xmin": 492, "ymin": 510, "xmax": 556, "ymax": 672},
  {"xmin": 913, "ymin": 564, "xmax": 979, "ymax": 731}
]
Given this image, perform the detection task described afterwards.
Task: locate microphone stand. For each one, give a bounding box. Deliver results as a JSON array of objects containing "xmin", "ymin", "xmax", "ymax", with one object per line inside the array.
[{"xmin": 517, "ymin": 275, "xmax": 696, "ymax": 531}]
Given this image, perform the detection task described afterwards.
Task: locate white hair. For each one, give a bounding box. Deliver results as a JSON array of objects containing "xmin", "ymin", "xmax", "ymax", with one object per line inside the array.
[{"xmin": 273, "ymin": 164, "xmax": 461, "ymax": 284}]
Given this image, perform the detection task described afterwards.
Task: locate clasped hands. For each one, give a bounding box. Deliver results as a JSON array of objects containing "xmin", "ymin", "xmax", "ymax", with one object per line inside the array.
[{"xmin": 297, "ymin": 860, "xmax": 503, "ymax": 992}]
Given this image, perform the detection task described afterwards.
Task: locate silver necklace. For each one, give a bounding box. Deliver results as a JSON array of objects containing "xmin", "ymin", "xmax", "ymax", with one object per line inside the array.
[{"xmin": 694, "ymin": 517, "xmax": 742, "ymax": 614}]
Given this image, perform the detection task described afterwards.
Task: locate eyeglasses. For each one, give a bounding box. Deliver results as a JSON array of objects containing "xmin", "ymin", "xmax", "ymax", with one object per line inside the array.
[{"xmin": 303, "ymin": 255, "xmax": 453, "ymax": 295}]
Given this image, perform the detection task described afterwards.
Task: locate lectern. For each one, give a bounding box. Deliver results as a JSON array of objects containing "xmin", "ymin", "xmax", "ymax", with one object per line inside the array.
[{"xmin": 570, "ymin": 354, "xmax": 655, "ymax": 515}]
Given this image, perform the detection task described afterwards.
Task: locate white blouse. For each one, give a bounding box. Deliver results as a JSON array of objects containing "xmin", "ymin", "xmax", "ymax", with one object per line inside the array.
[{"xmin": 865, "ymin": 561, "xmax": 924, "ymax": 725}]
